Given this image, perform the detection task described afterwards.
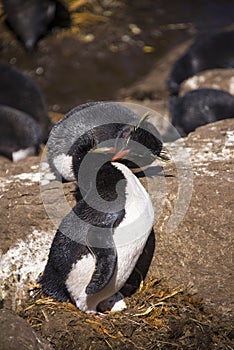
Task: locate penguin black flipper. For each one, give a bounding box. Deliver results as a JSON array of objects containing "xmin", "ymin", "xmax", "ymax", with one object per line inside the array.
[
  {"xmin": 40, "ymin": 229, "xmax": 81, "ymax": 302},
  {"xmin": 85, "ymin": 224, "xmax": 118, "ymax": 295}
]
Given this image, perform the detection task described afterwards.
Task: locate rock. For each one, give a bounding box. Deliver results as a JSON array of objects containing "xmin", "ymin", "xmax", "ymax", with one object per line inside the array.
[
  {"xmin": 0, "ymin": 155, "xmax": 74, "ymax": 310},
  {"xmin": 0, "ymin": 118, "xmax": 233, "ymax": 321},
  {"xmin": 149, "ymin": 118, "xmax": 234, "ymax": 318},
  {"xmin": 180, "ymin": 68, "xmax": 234, "ymax": 95},
  {"xmin": 0, "ymin": 308, "xmax": 53, "ymax": 350}
]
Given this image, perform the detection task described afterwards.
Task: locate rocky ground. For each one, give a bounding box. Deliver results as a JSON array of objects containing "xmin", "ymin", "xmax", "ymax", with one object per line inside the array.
[
  {"xmin": 0, "ymin": 113, "xmax": 233, "ymax": 349},
  {"xmin": 0, "ymin": 1, "xmax": 234, "ymax": 349}
]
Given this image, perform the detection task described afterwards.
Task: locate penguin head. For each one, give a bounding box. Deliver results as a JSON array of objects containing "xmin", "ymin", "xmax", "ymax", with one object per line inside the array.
[
  {"xmin": 71, "ymin": 116, "xmax": 169, "ymax": 183},
  {"xmin": 48, "ymin": 103, "xmax": 169, "ymax": 182},
  {"xmin": 103, "ymin": 113, "xmax": 169, "ymax": 168}
]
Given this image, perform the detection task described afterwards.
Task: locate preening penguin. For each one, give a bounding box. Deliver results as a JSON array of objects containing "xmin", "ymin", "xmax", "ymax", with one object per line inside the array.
[
  {"xmin": 47, "ymin": 101, "xmax": 164, "ymax": 182},
  {"xmin": 167, "ymin": 30, "xmax": 234, "ymax": 95},
  {"xmin": 0, "ymin": 105, "xmax": 42, "ymax": 161},
  {"xmin": 168, "ymin": 88, "xmax": 234, "ymax": 136},
  {"xmin": 40, "ymin": 151, "xmax": 155, "ymax": 313}
]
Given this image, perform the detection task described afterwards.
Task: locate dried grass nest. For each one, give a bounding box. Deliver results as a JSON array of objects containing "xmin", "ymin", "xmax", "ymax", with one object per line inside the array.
[{"xmin": 18, "ymin": 277, "xmax": 232, "ymax": 350}]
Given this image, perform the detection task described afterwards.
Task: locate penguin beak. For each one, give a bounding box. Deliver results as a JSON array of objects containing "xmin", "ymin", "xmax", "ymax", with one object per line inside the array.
[{"xmin": 111, "ymin": 148, "xmax": 129, "ymax": 161}]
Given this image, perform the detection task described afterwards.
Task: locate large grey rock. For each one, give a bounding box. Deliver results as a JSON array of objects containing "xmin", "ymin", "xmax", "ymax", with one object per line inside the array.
[
  {"xmin": 0, "ymin": 308, "xmax": 53, "ymax": 350},
  {"xmin": 180, "ymin": 68, "xmax": 234, "ymax": 96},
  {"xmin": 149, "ymin": 118, "xmax": 234, "ymax": 318},
  {"xmin": 0, "ymin": 118, "xmax": 233, "ymax": 321}
]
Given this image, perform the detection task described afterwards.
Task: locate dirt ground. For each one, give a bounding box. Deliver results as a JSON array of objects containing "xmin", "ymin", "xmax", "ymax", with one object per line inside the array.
[{"xmin": 0, "ymin": 1, "xmax": 234, "ymax": 349}]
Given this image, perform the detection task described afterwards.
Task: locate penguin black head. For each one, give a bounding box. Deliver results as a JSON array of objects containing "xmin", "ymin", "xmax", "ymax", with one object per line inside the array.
[
  {"xmin": 71, "ymin": 119, "xmax": 168, "ymax": 184},
  {"xmin": 0, "ymin": 104, "xmax": 42, "ymax": 161},
  {"xmin": 47, "ymin": 102, "xmax": 168, "ymax": 182},
  {"xmin": 2, "ymin": 0, "xmax": 56, "ymax": 50},
  {"xmin": 120, "ymin": 113, "xmax": 168, "ymax": 168}
]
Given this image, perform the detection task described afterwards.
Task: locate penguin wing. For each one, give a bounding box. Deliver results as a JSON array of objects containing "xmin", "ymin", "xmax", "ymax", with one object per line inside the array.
[{"xmin": 85, "ymin": 216, "xmax": 120, "ymax": 295}]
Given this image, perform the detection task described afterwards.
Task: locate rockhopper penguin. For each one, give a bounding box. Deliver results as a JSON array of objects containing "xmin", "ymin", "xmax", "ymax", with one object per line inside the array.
[
  {"xmin": 168, "ymin": 88, "xmax": 234, "ymax": 136},
  {"xmin": 167, "ymin": 30, "xmax": 234, "ymax": 95},
  {"xmin": 41, "ymin": 101, "xmax": 167, "ymax": 313},
  {"xmin": 0, "ymin": 105, "xmax": 42, "ymax": 161},
  {"xmin": 0, "ymin": 63, "xmax": 52, "ymax": 143}
]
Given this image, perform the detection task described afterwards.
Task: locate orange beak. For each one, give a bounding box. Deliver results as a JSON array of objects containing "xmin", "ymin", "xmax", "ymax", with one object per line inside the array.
[{"xmin": 111, "ymin": 149, "xmax": 129, "ymax": 161}]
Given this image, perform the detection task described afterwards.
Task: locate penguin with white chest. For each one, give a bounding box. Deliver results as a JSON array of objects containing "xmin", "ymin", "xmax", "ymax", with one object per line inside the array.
[
  {"xmin": 0, "ymin": 64, "xmax": 52, "ymax": 161},
  {"xmin": 40, "ymin": 150, "xmax": 155, "ymax": 313},
  {"xmin": 0, "ymin": 105, "xmax": 42, "ymax": 161},
  {"xmin": 168, "ymin": 88, "xmax": 234, "ymax": 137},
  {"xmin": 167, "ymin": 30, "xmax": 234, "ymax": 96},
  {"xmin": 0, "ymin": 63, "xmax": 52, "ymax": 143}
]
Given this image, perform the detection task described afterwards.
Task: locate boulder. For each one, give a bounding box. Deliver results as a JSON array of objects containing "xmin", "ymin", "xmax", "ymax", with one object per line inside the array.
[
  {"xmin": 180, "ymin": 68, "xmax": 234, "ymax": 96},
  {"xmin": 0, "ymin": 308, "xmax": 53, "ymax": 350},
  {"xmin": 149, "ymin": 118, "xmax": 234, "ymax": 318}
]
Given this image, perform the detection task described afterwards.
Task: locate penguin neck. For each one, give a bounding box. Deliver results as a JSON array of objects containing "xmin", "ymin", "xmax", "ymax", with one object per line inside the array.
[
  {"xmin": 96, "ymin": 162, "xmax": 127, "ymax": 202},
  {"xmin": 76, "ymin": 161, "xmax": 127, "ymax": 204}
]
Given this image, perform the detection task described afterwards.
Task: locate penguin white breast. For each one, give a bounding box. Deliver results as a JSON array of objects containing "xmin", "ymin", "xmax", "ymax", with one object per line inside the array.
[
  {"xmin": 112, "ymin": 162, "xmax": 154, "ymax": 247},
  {"xmin": 66, "ymin": 162, "xmax": 154, "ymax": 312},
  {"xmin": 110, "ymin": 162, "xmax": 154, "ymax": 291}
]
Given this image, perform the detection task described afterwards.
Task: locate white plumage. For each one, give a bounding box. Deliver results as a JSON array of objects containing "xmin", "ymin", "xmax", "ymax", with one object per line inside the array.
[{"xmin": 65, "ymin": 162, "xmax": 154, "ymax": 313}]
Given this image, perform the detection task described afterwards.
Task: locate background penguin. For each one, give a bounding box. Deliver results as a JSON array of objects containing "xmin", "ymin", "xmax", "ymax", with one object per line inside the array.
[
  {"xmin": 167, "ymin": 30, "xmax": 234, "ymax": 95},
  {"xmin": 46, "ymin": 101, "xmax": 164, "ymax": 182},
  {"xmin": 2, "ymin": 0, "xmax": 56, "ymax": 50},
  {"xmin": 168, "ymin": 88, "xmax": 234, "ymax": 137},
  {"xmin": 40, "ymin": 150, "xmax": 155, "ymax": 313},
  {"xmin": 0, "ymin": 63, "xmax": 52, "ymax": 142},
  {"xmin": 0, "ymin": 104, "xmax": 42, "ymax": 161}
]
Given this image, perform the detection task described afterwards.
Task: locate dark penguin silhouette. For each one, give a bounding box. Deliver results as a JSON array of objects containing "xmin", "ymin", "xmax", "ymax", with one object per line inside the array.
[
  {"xmin": 47, "ymin": 102, "xmax": 165, "ymax": 182},
  {"xmin": 168, "ymin": 88, "xmax": 234, "ymax": 137},
  {"xmin": 0, "ymin": 63, "xmax": 52, "ymax": 142},
  {"xmin": 2, "ymin": 0, "xmax": 56, "ymax": 50},
  {"xmin": 41, "ymin": 151, "xmax": 155, "ymax": 313},
  {"xmin": 0, "ymin": 105, "xmax": 42, "ymax": 161},
  {"xmin": 167, "ymin": 30, "xmax": 234, "ymax": 95}
]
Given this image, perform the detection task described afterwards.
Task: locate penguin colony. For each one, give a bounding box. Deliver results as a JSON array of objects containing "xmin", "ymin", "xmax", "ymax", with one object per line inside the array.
[
  {"xmin": 167, "ymin": 30, "xmax": 234, "ymax": 137},
  {"xmin": 0, "ymin": 3, "xmax": 234, "ymax": 314},
  {"xmin": 40, "ymin": 102, "xmax": 165, "ymax": 313},
  {"xmin": 1, "ymin": 2, "xmax": 234, "ymax": 138}
]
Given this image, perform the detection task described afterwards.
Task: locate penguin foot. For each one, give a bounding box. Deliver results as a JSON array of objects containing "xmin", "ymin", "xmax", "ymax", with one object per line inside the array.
[
  {"xmin": 86, "ymin": 310, "xmax": 105, "ymax": 318},
  {"xmin": 97, "ymin": 292, "xmax": 127, "ymax": 313}
]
